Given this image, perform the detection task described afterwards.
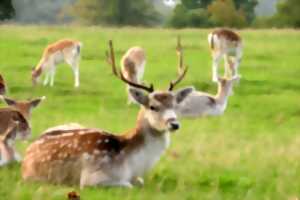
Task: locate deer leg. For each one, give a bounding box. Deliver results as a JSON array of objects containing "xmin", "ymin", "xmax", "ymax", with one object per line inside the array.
[
  {"xmin": 212, "ymin": 53, "xmax": 222, "ymax": 82},
  {"xmin": 72, "ymin": 64, "xmax": 80, "ymax": 88},
  {"xmin": 50, "ymin": 66, "xmax": 56, "ymax": 87},
  {"xmin": 0, "ymin": 141, "xmax": 14, "ymax": 166},
  {"xmin": 224, "ymin": 55, "xmax": 232, "ymax": 78},
  {"xmin": 43, "ymin": 72, "xmax": 49, "ymax": 86}
]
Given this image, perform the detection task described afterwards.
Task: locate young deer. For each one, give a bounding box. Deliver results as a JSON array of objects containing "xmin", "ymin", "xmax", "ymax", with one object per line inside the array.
[
  {"xmin": 208, "ymin": 28, "xmax": 242, "ymax": 82},
  {"xmin": 0, "ymin": 74, "xmax": 6, "ymax": 95},
  {"xmin": 176, "ymin": 76, "xmax": 240, "ymax": 118},
  {"xmin": 2, "ymin": 96, "xmax": 45, "ymax": 120},
  {"xmin": 0, "ymin": 118, "xmax": 30, "ymax": 166},
  {"xmin": 22, "ymin": 40, "xmax": 193, "ymax": 188},
  {"xmin": 31, "ymin": 39, "xmax": 82, "ymax": 87},
  {"xmin": 107, "ymin": 46, "xmax": 146, "ymax": 104},
  {"xmin": 0, "ymin": 96, "xmax": 44, "ymax": 166}
]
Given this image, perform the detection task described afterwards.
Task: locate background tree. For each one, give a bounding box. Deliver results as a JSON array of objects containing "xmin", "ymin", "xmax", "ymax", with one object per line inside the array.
[
  {"xmin": 273, "ymin": 0, "xmax": 300, "ymax": 27},
  {"xmin": 208, "ymin": 0, "xmax": 247, "ymax": 27},
  {"xmin": 70, "ymin": 0, "xmax": 159, "ymax": 26},
  {"xmin": 0, "ymin": 0, "xmax": 15, "ymax": 20}
]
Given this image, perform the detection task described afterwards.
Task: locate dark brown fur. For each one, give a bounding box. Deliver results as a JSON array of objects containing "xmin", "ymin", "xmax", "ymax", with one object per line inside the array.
[
  {"xmin": 0, "ymin": 74, "xmax": 6, "ymax": 95},
  {"xmin": 212, "ymin": 28, "xmax": 241, "ymax": 42}
]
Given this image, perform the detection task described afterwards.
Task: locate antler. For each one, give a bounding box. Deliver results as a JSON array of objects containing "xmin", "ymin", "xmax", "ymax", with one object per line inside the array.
[
  {"xmin": 168, "ymin": 36, "xmax": 188, "ymax": 91},
  {"xmin": 107, "ymin": 40, "xmax": 154, "ymax": 93}
]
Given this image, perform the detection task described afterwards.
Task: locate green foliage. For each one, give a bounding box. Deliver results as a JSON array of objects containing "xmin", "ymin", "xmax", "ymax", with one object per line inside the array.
[
  {"xmin": 169, "ymin": 0, "xmax": 257, "ymax": 28},
  {"xmin": 208, "ymin": 0, "xmax": 247, "ymax": 28},
  {"xmin": 233, "ymin": 0, "xmax": 258, "ymax": 23},
  {"xmin": 168, "ymin": 3, "xmax": 212, "ymax": 28},
  {"xmin": 0, "ymin": 0, "xmax": 14, "ymax": 20},
  {"xmin": 273, "ymin": 0, "xmax": 300, "ymax": 28},
  {"xmin": 70, "ymin": 0, "xmax": 159, "ymax": 26}
]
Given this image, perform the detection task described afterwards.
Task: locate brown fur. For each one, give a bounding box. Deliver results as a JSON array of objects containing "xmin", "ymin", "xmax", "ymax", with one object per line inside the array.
[
  {"xmin": 212, "ymin": 28, "xmax": 241, "ymax": 42},
  {"xmin": 0, "ymin": 108, "xmax": 30, "ymax": 139},
  {"xmin": 121, "ymin": 47, "xmax": 145, "ymax": 83},
  {"xmin": 33, "ymin": 39, "xmax": 81, "ymax": 72},
  {"xmin": 0, "ymin": 74, "xmax": 6, "ymax": 95}
]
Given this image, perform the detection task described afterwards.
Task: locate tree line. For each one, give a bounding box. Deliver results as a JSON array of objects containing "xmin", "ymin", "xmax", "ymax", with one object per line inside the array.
[{"xmin": 1, "ymin": 0, "xmax": 300, "ymax": 28}]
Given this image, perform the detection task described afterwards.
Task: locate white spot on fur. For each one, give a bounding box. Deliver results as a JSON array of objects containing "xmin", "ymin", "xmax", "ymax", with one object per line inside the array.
[
  {"xmin": 93, "ymin": 149, "xmax": 100, "ymax": 155},
  {"xmin": 104, "ymin": 139, "xmax": 109, "ymax": 143}
]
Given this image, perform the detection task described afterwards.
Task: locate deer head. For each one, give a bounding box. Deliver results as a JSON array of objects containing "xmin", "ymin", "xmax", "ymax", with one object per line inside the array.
[
  {"xmin": 107, "ymin": 40, "xmax": 193, "ymax": 132},
  {"xmin": 2, "ymin": 96, "xmax": 45, "ymax": 120}
]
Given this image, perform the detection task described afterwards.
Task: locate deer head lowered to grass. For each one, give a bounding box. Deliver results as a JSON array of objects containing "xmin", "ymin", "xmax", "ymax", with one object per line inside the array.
[
  {"xmin": 0, "ymin": 96, "xmax": 45, "ymax": 166},
  {"xmin": 22, "ymin": 40, "xmax": 194, "ymax": 188}
]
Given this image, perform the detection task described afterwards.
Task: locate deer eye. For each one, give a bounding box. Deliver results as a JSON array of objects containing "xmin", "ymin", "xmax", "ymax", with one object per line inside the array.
[{"xmin": 149, "ymin": 106, "xmax": 159, "ymax": 112}]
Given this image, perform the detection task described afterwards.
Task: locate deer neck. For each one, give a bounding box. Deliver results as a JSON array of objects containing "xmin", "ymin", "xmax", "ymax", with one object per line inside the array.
[
  {"xmin": 122, "ymin": 108, "xmax": 170, "ymax": 154},
  {"xmin": 215, "ymin": 85, "xmax": 230, "ymax": 106}
]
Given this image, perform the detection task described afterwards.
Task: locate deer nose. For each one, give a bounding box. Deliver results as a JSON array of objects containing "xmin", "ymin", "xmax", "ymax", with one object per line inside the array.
[
  {"xmin": 170, "ymin": 122, "xmax": 180, "ymax": 131},
  {"xmin": 167, "ymin": 118, "xmax": 180, "ymax": 131}
]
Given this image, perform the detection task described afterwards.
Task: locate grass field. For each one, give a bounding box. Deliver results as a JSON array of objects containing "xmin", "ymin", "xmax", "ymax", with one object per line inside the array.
[{"xmin": 0, "ymin": 25, "xmax": 300, "ymax": 200}]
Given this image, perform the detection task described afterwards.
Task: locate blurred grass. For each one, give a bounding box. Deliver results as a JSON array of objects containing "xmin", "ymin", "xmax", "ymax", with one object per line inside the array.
[{"xmin": 0, "ymin": 25, "xmax": 300, "ymax": 200}]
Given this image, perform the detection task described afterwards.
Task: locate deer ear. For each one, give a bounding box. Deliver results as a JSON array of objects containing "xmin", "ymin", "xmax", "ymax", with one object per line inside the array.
[
  {"xmin": 175, "ymin": 86, "xmax": 194, "ymax": 104},
  {"xmin": 129, "ymin": 88, "xmax": 149, "ymax": 106},
  {"xmin": 30, "ymin": 96, "xmax": 46, "ymax": 108},
  {"xmin": 3, "ymin": 97, "xmax": 17, "ymax": 106}
]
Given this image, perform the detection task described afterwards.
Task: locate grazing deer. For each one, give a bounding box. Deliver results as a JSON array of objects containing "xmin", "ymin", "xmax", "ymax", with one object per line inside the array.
[
  {"xmin": 107, "ymin": 46, "xmax": 146, "ymax": 104},
  {"xmin": 208, "ymin": 28, "xmax": 242, "ymax": 82},
  {"xmin": 31, "ymin": 39, "xmax": 82, "ymax": 87},
  {"xmin": 0, "ymin": 96, "xmax": 45, "ymax": 166},
  {"xmin": 22, "ymin": 40, "xmax": 193, "ymax": 188},
  {"xmin": 0, "ymin": 74, "xmax": 6, "ymax": 95},
  {"xmin": 0, "ymin": 114, "xmax": 30, "ymax": 166},
  {"xmin": 176, "ymin": 76, "xmax": 240, "ymax": 118}
]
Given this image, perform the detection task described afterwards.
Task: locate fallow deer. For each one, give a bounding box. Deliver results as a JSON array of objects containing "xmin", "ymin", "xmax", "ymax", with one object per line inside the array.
[
  {"xmin": 107, "ymin": 46, "xmax": 146, "ymax": 104},
  {"xmin": 0, "ymin": 74, "xmax": 6, "ymax": 95},
  {"xmin": 0, "ymin": 96, "xmax": 45, "ymax": 165},
  {"xmin": 22, "ymin": 40, "xmax": 193, "ymax": 188},
  {"xmin": 0, "ymin": 118, "xmax": 30, "ymax": 166},
  {"xmin": 208, "ymin": 28, "xmax": 242, "ymax": 82},
  {"xmin": 176, "ymin": 75, "xmax": 240, "ymax": 118},
  {"xmin": 31, "ymin": 39, "xmax": 82, "ymax": 87},
  {"xmin": 2, "ymin": 96, "xmax": 45, "ymax": 120}
]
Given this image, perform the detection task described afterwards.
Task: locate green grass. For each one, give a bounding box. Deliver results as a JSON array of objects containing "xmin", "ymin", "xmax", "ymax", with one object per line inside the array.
[{"xmin": 0, "ymin": 25, "xmax": 300, "ymax": 200}]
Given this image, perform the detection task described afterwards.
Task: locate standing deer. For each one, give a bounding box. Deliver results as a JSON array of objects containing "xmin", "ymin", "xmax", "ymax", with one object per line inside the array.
[
  {"xmin": 107, "ymin": 46, "xmax": 146, "ymax": 104},
  {"xmin": 208, "ymin": 28, "xmax": 242, "ymax": 82},
  {"xmin": 0, "ymin": 96, "xmax": 45, "ymax": 166},
  {"xmin": 176, "ymin": 75, "xmax": 240, "ymax": 118},
  {"xmin": 0, "ymin": 74, "xmax": 6, "ymax": 95},
  {"xmin": 31, "ymin": 39, "xmax": 82, "ymax": 87},
  {"xmin": 22, "ymin": 40, "xmax": 193, "ymax": 188}
]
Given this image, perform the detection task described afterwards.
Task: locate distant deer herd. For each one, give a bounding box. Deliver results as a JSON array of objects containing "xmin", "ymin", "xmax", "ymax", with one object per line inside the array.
[{"xmin": 0, "ymin": 28, "xmax": 242, "ymax": 188}]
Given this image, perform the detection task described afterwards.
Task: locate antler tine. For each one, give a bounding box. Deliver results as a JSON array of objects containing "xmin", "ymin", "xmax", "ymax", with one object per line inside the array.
[
  {"xmin": 108, "ymin": 40, "xmax": 119, "ymax": 77},
  {"xmin": 168, "ymin": 65, "xmax": 188, "ymax": 91},
  {"xmin": 107, "ymin": 40, "xmax": 154, "ymax": 93},
  {"xmin": 168, "ymin": 36, "xmax": 188, "ymax": 91},
  {"xmin": 176, "ymin": 36, "xmax": 183, "ymax": 74}
]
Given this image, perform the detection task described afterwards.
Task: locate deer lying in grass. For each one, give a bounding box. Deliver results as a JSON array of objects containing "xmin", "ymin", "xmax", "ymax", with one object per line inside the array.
[
  {"xmin": 31, "ymin": 39, "xmax": 82, "ymax": 87},
  {"xmin": 208, "ymin": 28, "xmax": 242, "ymax": 82},
  {"xmin": 0, "ymin": 96, "xmax": 45, "ymax": 166},
  {"xmin": 107, "ymin": 46, "xmax": 146, "ymax": 104},
  {"xmin": 22, "ymin": 40, "xmax": 193, "ymax": 188},
  {"xmin": 176, "ymin": 76, "xmax": 240, "ymax": 118},
  {"xmin": 0, "ymin": 74, "xmax": 6, "ymax": 95}
]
